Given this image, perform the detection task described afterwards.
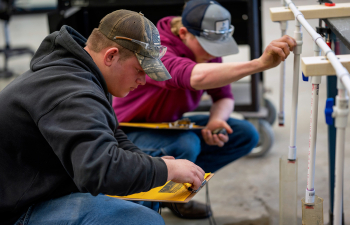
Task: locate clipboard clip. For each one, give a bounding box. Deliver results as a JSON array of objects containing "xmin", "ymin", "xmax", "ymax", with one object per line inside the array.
[{"xmin": 187, "ymin": 180, "xmax": 207, "ymax": 193}]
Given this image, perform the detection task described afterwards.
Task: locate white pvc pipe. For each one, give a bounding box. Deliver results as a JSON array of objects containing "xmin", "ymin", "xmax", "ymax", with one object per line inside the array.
[
  {"xmin": 288, "ymin": 18, "xmax": 302, "ymax": 160},
  {"xmin": 305, "ymin": 43, "xmax": 322, "ymax": 204},
  {"xmin": 333, "ymin": 80, "xmax": 348, "ymax": 225},
  {"xmin": 334, "ymin": 128, "xmax": 345, "ymax": 225},
  {"xmin": 305, "ymin": 79, "xmax": 321, "ymax": 203},
  {"xmin": 279, "ymin": 21, "xmax": 288, "ymax": 126},
  {"xmin": 284, "ymin": 0, "xmax": 350, "ymax": 94}
]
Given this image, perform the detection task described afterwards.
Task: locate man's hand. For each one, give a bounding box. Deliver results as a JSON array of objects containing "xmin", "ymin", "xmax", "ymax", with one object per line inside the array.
[
  {"xmin": 162, "ymin": 157, "xmax": 205, "ymax": 190},
  {"xmin": 201, "ymin": 119, "xmax": 233, "ymax": 147},
  {"xmin": 258, "ymin": 35, "xmax": 297, "ymax": 70},
  {"xmin": 161, "ymin": 156, "xmax": 175, "ymax": 160}
]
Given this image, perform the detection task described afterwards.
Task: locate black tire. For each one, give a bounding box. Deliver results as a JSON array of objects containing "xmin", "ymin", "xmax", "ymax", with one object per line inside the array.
[
  {"xmin": 265, "ymin": 98, "xmax": 276, "ymax": 126},
  {"xmin": 247, "ymin": 119, "xmax": 274, "ymax": 158}
]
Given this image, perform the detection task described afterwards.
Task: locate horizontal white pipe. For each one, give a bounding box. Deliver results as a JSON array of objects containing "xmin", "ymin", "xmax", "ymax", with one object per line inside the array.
[{"xmin": 284, "ymin": 0, "xmax": 350, "ymax": 93}]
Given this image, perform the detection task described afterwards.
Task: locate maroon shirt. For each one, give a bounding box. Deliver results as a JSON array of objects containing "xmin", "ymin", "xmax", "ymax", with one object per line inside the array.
[{"xmin": 113, "ymin": 16, "xmax": 233, "ymax": 122}]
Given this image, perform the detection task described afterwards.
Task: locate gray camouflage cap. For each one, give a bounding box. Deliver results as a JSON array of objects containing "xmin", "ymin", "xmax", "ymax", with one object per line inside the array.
[{"xmin": 98, "ymin": 10, "xmax": 172, "ymax": 81}]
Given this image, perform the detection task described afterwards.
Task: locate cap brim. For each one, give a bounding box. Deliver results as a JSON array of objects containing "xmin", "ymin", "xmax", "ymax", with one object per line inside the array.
[
  {"xmin": 196, "ymin": 36, "xmax": 239, "ymax": 57},
  {"xmin": 135, "ymin": 53, "xmax": 172, "ymax": 81}
]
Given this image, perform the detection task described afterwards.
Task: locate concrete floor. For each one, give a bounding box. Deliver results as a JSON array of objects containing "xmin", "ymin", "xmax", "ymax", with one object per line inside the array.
[{"xmin": 1, "ymin": 0, "xmax": 350, "ymax": 224}]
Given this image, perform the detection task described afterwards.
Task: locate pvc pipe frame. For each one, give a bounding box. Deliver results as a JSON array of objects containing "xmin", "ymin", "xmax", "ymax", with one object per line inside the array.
[
  {"xmin": 281, "ymin": 0, "xmax": 350, "ymax": 222},
  {"xmin": 333, "ymin": 80, "xmax": 349, "ymax": 225},
  {"xmin": 284, "ymin": 0, "xmax": 350, "ymax": 94}
]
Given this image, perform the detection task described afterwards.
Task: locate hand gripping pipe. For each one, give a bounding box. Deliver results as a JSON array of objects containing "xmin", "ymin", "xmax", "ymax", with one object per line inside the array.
[
  {"xmin": 284, "ymin": 0, "xmax": 350, "ymax": 94},
  {"xmin": 333, "ymin": 79, "xmax": 349, "ymax": 225},
  {"xmin": 288, "ymin": 17, "xmax": 302, "ymax": 161},
  {"xmin": 305, "ymin": 43, "xmax": 322, "ymax": 204}
]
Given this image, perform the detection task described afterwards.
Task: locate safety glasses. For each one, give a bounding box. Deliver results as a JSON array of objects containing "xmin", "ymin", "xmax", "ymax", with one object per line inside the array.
[
  {"xmin": 113, "ymin": 36, "xmax": 167, "ymax": 59},
  {"xmin": 200, "ymin": 25, "xmax": 235, "ymax": 41}
]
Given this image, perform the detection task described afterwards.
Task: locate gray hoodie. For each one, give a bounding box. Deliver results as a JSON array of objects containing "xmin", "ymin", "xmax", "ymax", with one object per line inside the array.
[{"xmin": 0, "ymin": 25, "xmax": 167, "ymax": 225}]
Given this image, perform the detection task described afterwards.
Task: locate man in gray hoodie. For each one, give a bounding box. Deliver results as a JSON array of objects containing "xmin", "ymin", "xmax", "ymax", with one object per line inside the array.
[{"xmin": 0, "ymin": 10, "xmax": 204, "ymax": 225}]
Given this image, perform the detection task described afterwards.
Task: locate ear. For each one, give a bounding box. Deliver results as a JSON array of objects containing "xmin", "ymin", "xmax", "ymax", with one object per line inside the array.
[
  {"xmin": 179, "ymin": 27, "xmax": 189, "ymax": 40},
  {"xmin": 104, "ymin": 47, "xmax": 120, "ymax": 67}
]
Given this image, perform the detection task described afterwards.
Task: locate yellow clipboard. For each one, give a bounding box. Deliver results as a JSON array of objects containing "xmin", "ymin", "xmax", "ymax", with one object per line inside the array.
[
  {"xmin": 108, "ymin": 173, "xmax": 214, "ymax": 203},
  {"xmin": 119, "ymin": 122, "xmax": 204, "ymax": 130},
  {"xmin": 119, "ymin": 118, "xmax": 204, "ymax": 130}
]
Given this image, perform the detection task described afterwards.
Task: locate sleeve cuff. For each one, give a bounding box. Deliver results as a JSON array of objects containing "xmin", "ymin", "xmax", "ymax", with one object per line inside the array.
[{"xmin": 151, "ymin": 157, "xmax": 168, "ymax": 187}]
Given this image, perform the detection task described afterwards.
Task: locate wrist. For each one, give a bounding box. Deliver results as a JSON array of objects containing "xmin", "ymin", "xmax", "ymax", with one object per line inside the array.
[
  {"xmin": 254, "ymin": 58, "xmax": 269, "ymax": 71},
  {"xmin": 163, "ymin": 158, "xmax": 174, "ymax": 181}
]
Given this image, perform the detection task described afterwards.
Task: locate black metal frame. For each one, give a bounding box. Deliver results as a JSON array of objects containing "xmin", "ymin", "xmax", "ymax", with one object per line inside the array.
[
  {"xmin": 0, "ymin": 0, "xmax": 35, "ymax": 78},
  {"xmin": 49, "ymin": 0, "xmax": 263, "ymax": 112}
]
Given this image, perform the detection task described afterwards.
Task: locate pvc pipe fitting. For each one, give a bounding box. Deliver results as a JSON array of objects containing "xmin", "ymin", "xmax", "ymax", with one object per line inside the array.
[
  {"xmin": 305, "ymin": 188, "xmax": 316, "ymax": 204},
  {"xmin": 288, "ymin": 146, "xmax": 297, "ymax": 160}
]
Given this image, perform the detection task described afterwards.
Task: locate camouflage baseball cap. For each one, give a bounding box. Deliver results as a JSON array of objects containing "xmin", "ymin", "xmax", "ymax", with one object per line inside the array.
[{"xmin": 98, "ymin": 10, "xmax": 172, "ymax": 81}]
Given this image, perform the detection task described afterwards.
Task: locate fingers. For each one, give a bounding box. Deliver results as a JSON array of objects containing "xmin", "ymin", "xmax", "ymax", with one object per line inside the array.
[
  {"xmin": 259, "ymin": 35, "xmax": 297, "ymax": 69},
  {"xmin": 273, "ymin": 42, "xmax": 291, "ymax": 59},
  {"xmin": 276, "ymin": 35, "xmax": 297, "ymax": 51},
  {"xmin": 270, "ymin": 35, "xmax": 297, "ymax": 61},
  {"xmin": 191, "ymin": 174, "xmax": 202, "ymax": 190},
  {"xmin": 201, "ymin": 129, "xmax": 213, "ymax": 143},
  {"xmin": 164, "ymin": 158, "xmax": 207, "ymax": 191},
  {"xmin": 202, "ymin": 129, "xmax": 229, "ymax": 147},
  {"xmin": 191, "ymin": 165, "xmax": 205, "ymax": 190},
  {"xmin": 218, "ymin": 133, "xmax": 229, "ymax": 143},
  {"xmin": 196, "ymin": 164, "xmax": 205, "ymax": 178},
  {"xmin": 283, "ymin": 35, "xmax": 297, "ymax": 51},
  {"xmin": 272, "ymin": 45, "xmax": 287, "ymax": 61},
  {"xmin": 222, "ymin": 123, "xmax": 233, "ymax": 134},
  {"xmin": 162, "ymin": 156, "xmax": 175, "ymax": 160},
  {"xmin": 201, "ymin": 129, "xmax": 212, "ymax": 144},
  {"xmin": 212, "ymin": 134, "xmax": 224, "ymax": 147}
]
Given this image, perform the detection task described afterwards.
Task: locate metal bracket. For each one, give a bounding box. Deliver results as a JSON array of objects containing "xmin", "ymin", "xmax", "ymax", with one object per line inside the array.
[{"xmin": 316, "ymin": 27, "xmax": 331, "ymax": 37}]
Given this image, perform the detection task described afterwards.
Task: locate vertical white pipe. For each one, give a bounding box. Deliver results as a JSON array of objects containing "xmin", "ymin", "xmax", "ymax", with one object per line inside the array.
[
  {"xmin": 304, "ymin": 43, "xmax": 322, "ymax": 204},
  {"xmin": 288, "ymin": 18, "xmax": 302, "ymax": 160},
  {"xmin": 334, "ymin": 128, "xmax": 345, "ymax": 225},
  {"xmin": 305, "ymin": 81, "xmax": 320, "ymax": 200},
  {"xmin": 333, "ymin": 80, "xmax": 348, "ymax": 225},
  {"xmin": 289, "ymin": 53, "xmax": 300, "ymax": 149},
  {"xmin": 279, "ymin": 21, "xmax": 288, "ymax": 126}
]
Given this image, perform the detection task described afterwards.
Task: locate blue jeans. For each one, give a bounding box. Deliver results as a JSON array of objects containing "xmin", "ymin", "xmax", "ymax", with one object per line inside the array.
[
  {"xmin": 14, "ymin": 193, "xmax": 164, "ymax": 225},
  {"xmin": 126, "ymin": 115, "xmax": 259, "ymax": 173}
]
